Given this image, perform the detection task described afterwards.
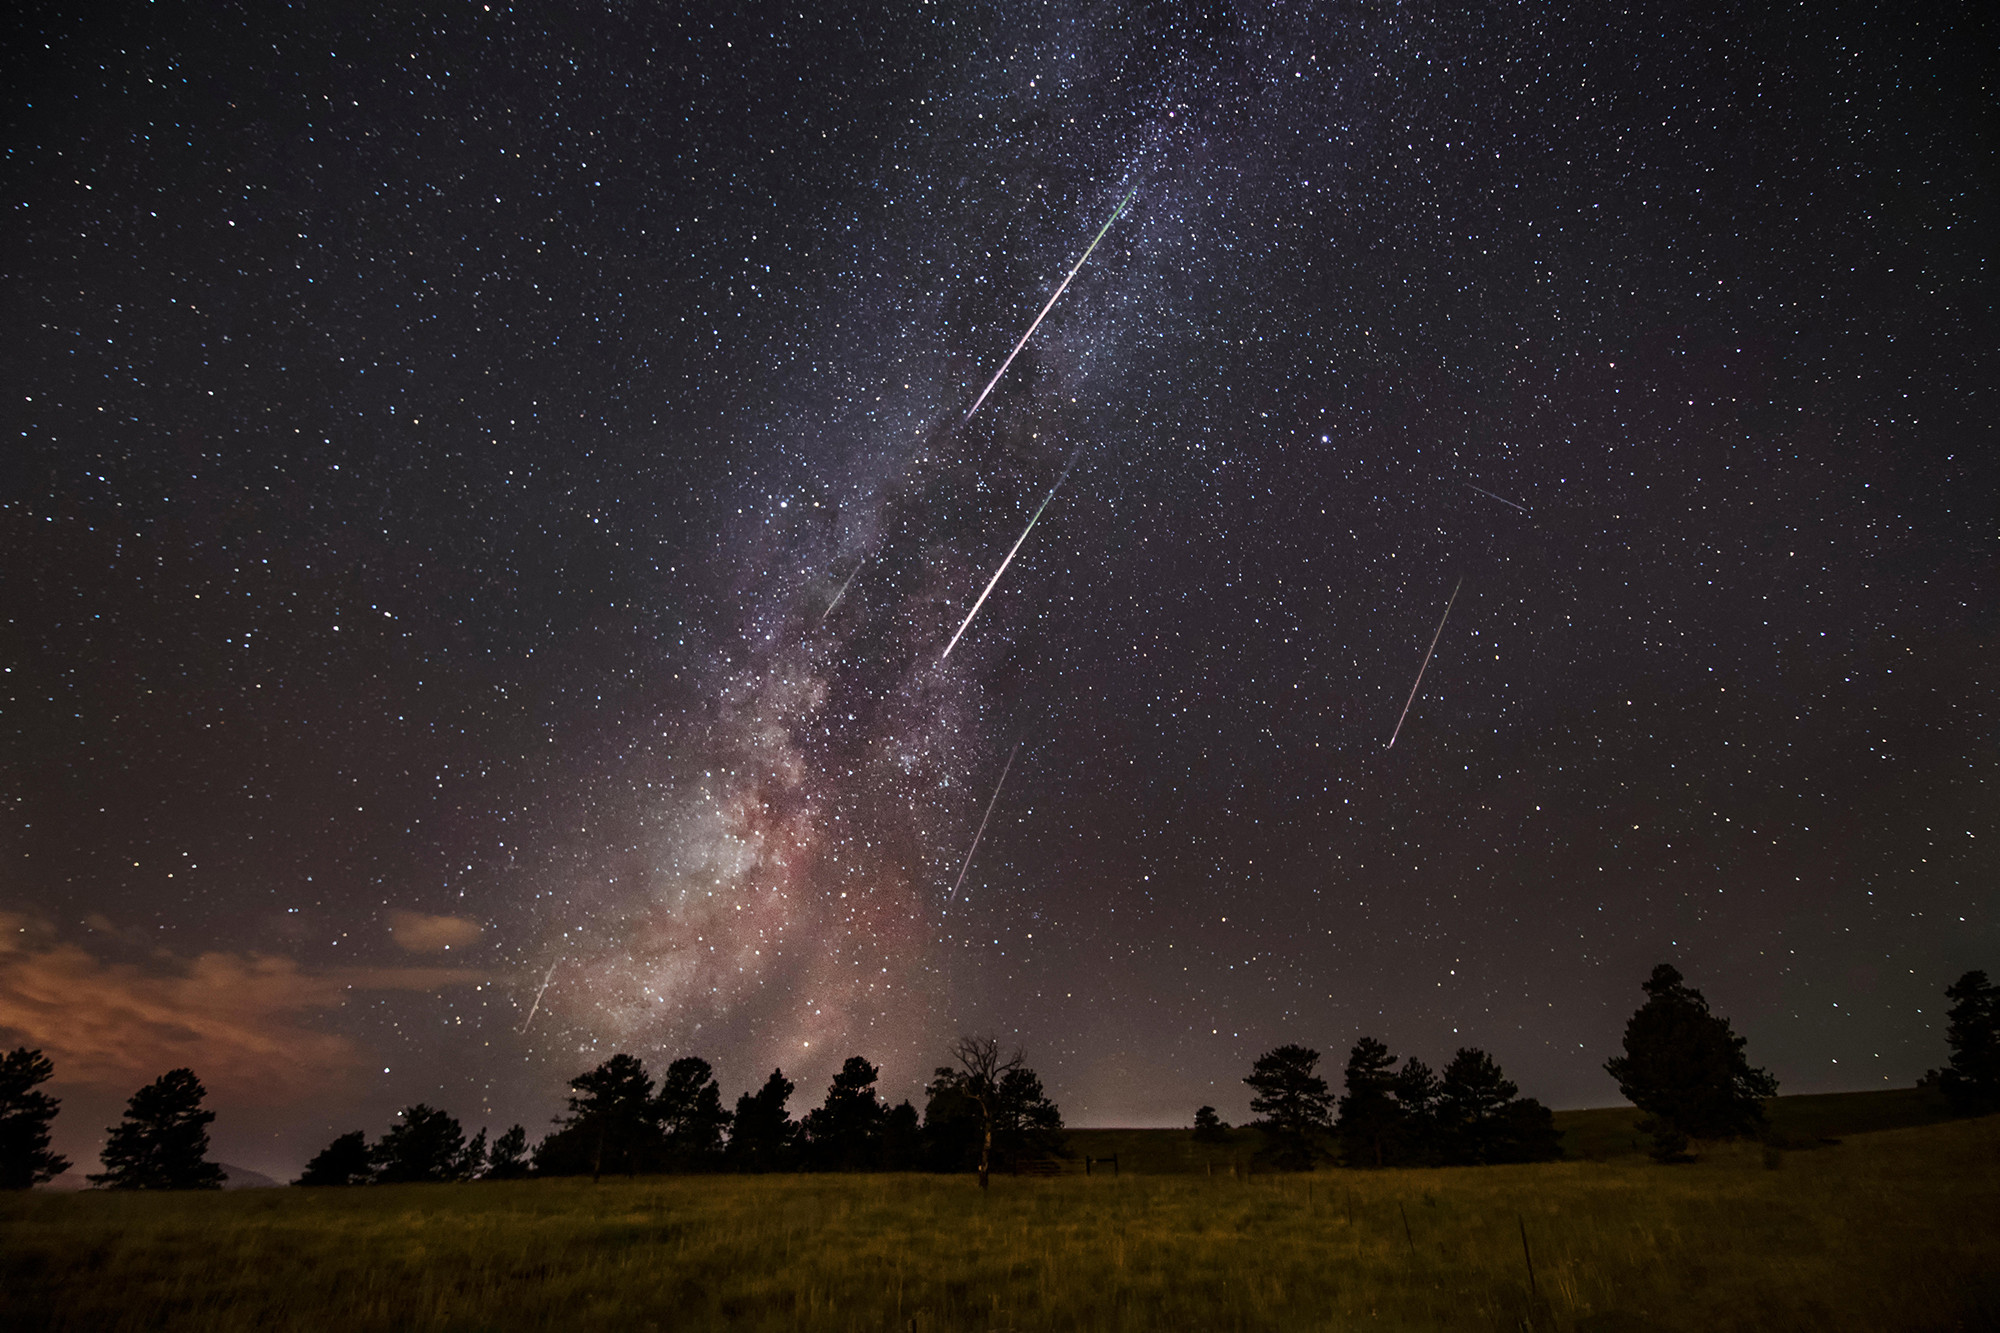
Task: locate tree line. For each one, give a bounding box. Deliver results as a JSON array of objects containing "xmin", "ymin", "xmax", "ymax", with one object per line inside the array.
[
  {"xmin": 301, "ymin": 1033, "xmax": 1064, "ymax": 1188},
  {"xmin": 4, "ymin": 964, "xmax": 1996, "ymax": 1188},
  {"xmin": 1213, "ymin": 962, "xmax": 1804, "ymax": 1168}
]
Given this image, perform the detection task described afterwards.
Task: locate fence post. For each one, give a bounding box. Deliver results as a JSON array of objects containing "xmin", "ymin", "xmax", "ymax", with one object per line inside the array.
[{"xmin": 1518, "ymin": 1214, "xmax": 1537, "ymax": 1297}]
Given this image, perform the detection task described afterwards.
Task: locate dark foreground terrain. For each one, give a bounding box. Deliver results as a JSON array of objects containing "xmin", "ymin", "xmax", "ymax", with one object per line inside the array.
[{"xmin": 5, "ymin": 1098, "xmax": 1994, "ymax": 1331}]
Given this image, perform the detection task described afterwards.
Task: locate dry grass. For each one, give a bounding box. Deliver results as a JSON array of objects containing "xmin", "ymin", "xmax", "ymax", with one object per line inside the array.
[{"xmin": 5, "ymin": 1116, "xmax": 1996, "ymax": 1332}]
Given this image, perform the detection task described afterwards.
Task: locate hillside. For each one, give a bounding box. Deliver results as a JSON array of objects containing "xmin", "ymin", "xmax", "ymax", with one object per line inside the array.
[{"xmin": 1059, "ymin": 1085, "xmax": 1959, "ymax": 1173}]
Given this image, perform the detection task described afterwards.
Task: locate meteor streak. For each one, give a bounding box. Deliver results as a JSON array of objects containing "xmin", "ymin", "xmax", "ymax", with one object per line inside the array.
[
  {"xmin": 820, "ymin": 559, "xmax": 864, "ymax": 623},
  {"xmin": 961, "ymin": 188, "xmax": 1137, "ymax": 426},
  {"xmin": 940, "ymin": 450, "xmax": 1081, "ymax": 661},
  {"xmin": 948, "ymin": 741, "xmax": 1020, "ymax": 903},
  {"xmin": 1466, "ymin": 483, "xmax": 1529, "ymax": 512},
  {"xmin": 1386, "ymin": 576, "xmax": 1463, "ymax": 750},
  {"xmin": 518, "ymin": 959, "xmax": 560, "ymax": 1033}
]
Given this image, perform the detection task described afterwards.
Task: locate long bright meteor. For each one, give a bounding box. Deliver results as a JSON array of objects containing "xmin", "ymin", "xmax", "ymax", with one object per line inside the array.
[
  {"xmin": 960, "ymin": 188, "xmax": 1137, "ymax": 426},
  {"xmin": 940, "ymin": 451, "xmax": 1080, "ymax": 661},
  {"xmin": 1386, "ymin": 576, "xmax": 1463, "ymax": 750},
  {"xmin": 518, "ymin": 959, "xmax": 560, "ymax": 1033},
  {"xmin": 948, "ymin": 741, "xmax": 1020, "ymax": 903}
]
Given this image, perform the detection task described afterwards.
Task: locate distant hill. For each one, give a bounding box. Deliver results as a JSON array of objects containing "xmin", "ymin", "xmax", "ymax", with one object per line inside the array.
[
  {"xmin": 1060, "ymin": 1086, "xmax": 1962, "ymax": 1174},
  {"xmin": 219, "ymin": 1163, "xmax": 282, "ymax": 1189},
  {"xmin": 1554, "ymin": 1086, "xmax": 1956, "ymax": 1160},
  {"xmin": 38, "ymin": 1162, "xmax": 283, "ymax": 1191}
]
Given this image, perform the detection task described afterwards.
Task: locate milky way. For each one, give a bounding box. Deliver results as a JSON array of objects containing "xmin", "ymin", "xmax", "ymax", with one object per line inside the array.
[{"xmin": 9, "ymin": 1, "xmax": 1992, "ymax": 1172}]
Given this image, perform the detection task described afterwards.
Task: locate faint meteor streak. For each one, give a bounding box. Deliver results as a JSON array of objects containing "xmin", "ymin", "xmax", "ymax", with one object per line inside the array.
[
  {"xmin": 940, "ymin": 451, "xmax": 1081, "ymax": 661},
  {"xmin": 1386, "ymin": 576, "xmax": 1463, "ymax": 750},
  {"xmin": 948, "ymin": 741, "xmax": 1021, "ymax": 902},
  {"xmin": 518, "ymin": 959, "xmax": 560, "ymax": 1033},
  {"xmin": 1466, "ymin": 483, "xmax": 1529, "ymax": 512},
  {"xmin": 820, "ymin": 559, "xmax": 864, "ymax": 623},
  {"xmin": 961, "ymin": 188, "xmax": 1138, "ymax": 426}
]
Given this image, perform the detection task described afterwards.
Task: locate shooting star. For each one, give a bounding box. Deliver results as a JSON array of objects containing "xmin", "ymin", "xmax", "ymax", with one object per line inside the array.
[
  {"xmin": 1386, "ymin": 576, "xmax": 1463, "ymax": 750},
  {"xmin": 819, "ymin": 559, "xmax": 864, "ymax": 623},
  {"xmin": 961, "ymin": 188, "xmax": 1137, "ymax": 426},
  {"xmin": 948, "ymin": 741, "xmax": 1021, "ymax": 903},
  {"xmin": 940, "ymin": 450, "xmax": 1081, "ymax": 661},
  {"xmin": 1466, "ymin": 483, "xmax": 1530, "ymax": 513},
  {"xmin": 517, "ymin": 959, "xmax": 560, "ymax": 1033}
]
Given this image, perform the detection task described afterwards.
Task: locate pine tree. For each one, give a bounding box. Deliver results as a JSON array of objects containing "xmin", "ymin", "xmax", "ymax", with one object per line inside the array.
[
  {"xmin": 459, "ymin": 1127, "xmax": 488, "ymax": 1179},
  {"xmin": 1244, "ymin": 1044, "xmax": 1332, "ymax": 1170},
  {"xmin": 372, "ymin": 1104, "xmax": 471, "ymax": 1183},
  {"xmin": 1605, "ymin": 963, "xmax": 1777, "ymax": 1160},
  {"xmin": 1334, "ymin": 1038, "xmax": 1402, "ymax": 1168},
  {"xmin": 1937, "ymin": 970, "xmax": 2000, "ymax": 1115},
  {"xmin": 993, "ymin": 1065, "xmax": 1065, "ymax": 1169},
  {"xmin": 562, "ymin": 1054, "xmax": 658, "ymax": 1179},
  {"xmin": 296, "ymin": 1130, "xmax": 373, "ymax": 1186},
  {"xmin": 727, "ymin": 1068, "xmax": 797, "ymax": 1172},
  {"xmin": 484, "ymin": 1124, "xmax": 531, "ymax": 1179},
  {"xmin": 0, "ymin": 1048, "xmax": 70, "ymax": 1189},
  {"xmin": 920, "ymin": 1065, "xmax": 983, "ymax": 1172},
  {"xmin": 1390, "ymin": 1057, "xmax": 1442, "ymax": 1166},
  {"xmin": 654, "ymin": 1057, "xmax": 731, "ymax": 1168},
  {"xmin": 802, "ymin": 1056, "xmax": 888, "ymax": 1171},
  {"xmin": 880, "ymin": 1099, "xmax": 923, "ymax": 1170},
  {"xmin": 90, "ymin": 1068, "xmax": 225, "ymax": 1190},
  {"xmin": 1191, "ymin": 1105, "xmax": 1230, "ymax": 1143}
]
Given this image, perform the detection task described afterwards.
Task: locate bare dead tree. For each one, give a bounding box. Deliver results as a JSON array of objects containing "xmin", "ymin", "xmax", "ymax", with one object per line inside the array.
[{"xmin": 948, "ymin": 1035, "xmax": 1024, "ymax": 1191}]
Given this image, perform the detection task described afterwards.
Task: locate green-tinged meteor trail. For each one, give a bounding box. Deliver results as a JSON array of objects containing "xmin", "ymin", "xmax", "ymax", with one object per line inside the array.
[{"xmin": 960, "ymin": 188, "xmax": 1137, "ymax": 426}]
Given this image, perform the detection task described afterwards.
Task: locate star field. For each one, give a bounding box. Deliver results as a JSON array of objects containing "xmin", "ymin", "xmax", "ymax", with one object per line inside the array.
[{"xmin": 3, "ymin": 0, "xmax": 1992, "ymax": 1177}]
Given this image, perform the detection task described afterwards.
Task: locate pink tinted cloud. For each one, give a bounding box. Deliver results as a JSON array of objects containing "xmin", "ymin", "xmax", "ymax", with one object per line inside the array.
[{"xmin": 0, "ymin": 914, "xmax": 480, "ymax": 1105}]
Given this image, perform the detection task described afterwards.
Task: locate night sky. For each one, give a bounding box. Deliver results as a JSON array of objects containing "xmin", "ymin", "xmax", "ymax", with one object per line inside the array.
[{"xmin": 5, "ymin": 1, "xmax": 1992, "ymax": 1180}]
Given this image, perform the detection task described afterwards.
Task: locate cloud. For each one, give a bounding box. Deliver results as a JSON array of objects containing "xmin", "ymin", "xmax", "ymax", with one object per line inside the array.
[
  {"xmin": 0, "ymin": 914, "xmax": 481, "ymax": 1105},
  {"xmin": 385, "ymin": 910, "xmax": 483, "ymax": 953}
]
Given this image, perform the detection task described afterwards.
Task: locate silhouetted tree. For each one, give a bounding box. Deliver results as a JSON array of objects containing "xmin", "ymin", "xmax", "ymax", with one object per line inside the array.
[
  {"xmin": 922, "ymin": 1066, "xmax": 982, "ymax": 1171},
  {"xmin": 881, "ymin": 1099, "xmax": 923, "ymax": 1170},
  {"xmin": 727, "ymin": 1069, "xmax": 798, "ymax": 1171},
  {"xmin": 1936, "ymin": 970, "xmax": 2000, "ymax": 1115},
  {"xmin": 1245, "ymin": 1044, "xmax": 1333, "ymax": 1170},
  {"xmin": 90, "ymin": 1068, "xmax": 225, "ymax": 1190},
  {"xmin": 0, "ymin": 1048, "xmax": 70, "ymax": 1189},
  {"xmin": 993, "ymin": 1065, "xmax": 1065, "ymax": 1169},
  {"xmin": 1391, "ymin": 1057, "xmax": 1442, "ymax": 1166},
  {"xmin": 1191, "ymin": 1105, "xmax": 1230, "ymax": 1143},
  {"xmin": 484, "ymin": 1124, "xmax": 531, "ymax": 1179},
  {"xmin": 944, "ymin": 1036, "xmax": 1023, "ymax": 1189},
  {"xmin": 373, "ymin": 1104, "xmax": 475, "ymax": 1183},
  {"xmin": 545, "ymin": 1054, "xmax": 657, "ymax": 1179},
  {"xmin": 461, "ymin": 1127, "xmax": 488, "ymax": 1178},
  {"xmin": 1605, "ymin": 963, "xmax": 1777, "ymax": 1160},
  {"xmin": 802, "ymin": 1056, "xmax": 888, "ymax": 1171},
  {"xmin": 654, "ymin": 1057, "xmax": 731, "ymax": 1169},
  {"xmin": 1435, "ymin": 1048, "xmax": 1561, "ymax": 1165},
  {"xmin": 296, "ymin": 1130, "xmax": 373, "ymax": 1186},
  {"xmin": 1334, "ymin": 1038, "xmax": 1402, "ymax": 1168}
]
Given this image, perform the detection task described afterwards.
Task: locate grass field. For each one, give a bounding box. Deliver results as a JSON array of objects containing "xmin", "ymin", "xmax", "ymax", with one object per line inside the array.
[{"xmin": 6, "ymin": 1109, "xmax": 1996, "ymax": 1331}]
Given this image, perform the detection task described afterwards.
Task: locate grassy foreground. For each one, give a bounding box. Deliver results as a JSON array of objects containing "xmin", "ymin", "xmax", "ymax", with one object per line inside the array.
[{"xmin": 5, "ymin": 1116, "xmax": 1997, "ymax": 1332}]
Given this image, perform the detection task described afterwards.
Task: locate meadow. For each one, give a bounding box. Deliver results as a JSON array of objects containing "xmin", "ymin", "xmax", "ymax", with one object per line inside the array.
[{"xmin": 4, "ymin": 1109, "xmax": 1995, "ymax": 1332}]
